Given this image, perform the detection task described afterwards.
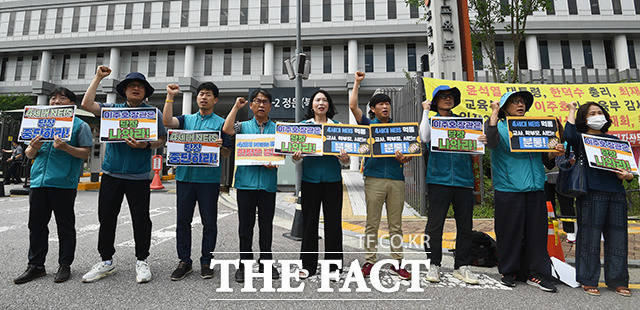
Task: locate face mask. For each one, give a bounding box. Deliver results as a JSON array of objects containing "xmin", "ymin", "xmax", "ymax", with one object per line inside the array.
[{"xmin": 587, "ymin": 114, "xmax": 607, "ymax": 130}]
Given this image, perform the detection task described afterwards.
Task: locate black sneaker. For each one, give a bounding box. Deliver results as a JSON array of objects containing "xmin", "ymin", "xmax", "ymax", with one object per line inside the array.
[
  {"xmin": 235, "ymin": 265, "xmax": 244, "ymax": 283},
  {"xmin": 170, "ymin": 261, "xmax": 192, "ymax": 281},
  {"xmin": 14, "ymin": 265, "xmax": 46, "ymax": 284},
  {"xmin": 527, "ymin": 274, "xmax": 557, "ymax": 293},
  {"xmin": 258, "ymin": 263, "xmax": 280, "ymax": 280},
  {"xmin": 201, "ymin": 264, "xmax": 214, "ymax": 279},
  {"xmin": 501, "ymin": 274, "xmax": 516, "ymax": 287},
  {"xmin": 53, "ymin": 265, "xmax": 71, "ymax": 283}
]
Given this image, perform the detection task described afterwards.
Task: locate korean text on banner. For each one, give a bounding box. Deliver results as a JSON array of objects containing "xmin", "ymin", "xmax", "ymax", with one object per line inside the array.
[
  {"xmin": 235, "ymin": 134, "xmax": 285, "ymax": 166},
  {"xmin": 166, "ymin": 130, "xmax": 220, "ymax": 167},
  {"xmin": 430, "ymin": 117, "xmax": 485, "ymax": 154},
  {"xmin": 274, "ymin": 123, "xmax": 323, "ymax": 156},
  {"xmin": 100, "ymin": 107, "xmax": 158, "ymax": 142},
  {"xmin": 18, "ymin": 105, "xmax": 76, "ymax": 142},
  {"xmin": 582, "ymin": 134, "xmax": 639, "ymax": 175}
]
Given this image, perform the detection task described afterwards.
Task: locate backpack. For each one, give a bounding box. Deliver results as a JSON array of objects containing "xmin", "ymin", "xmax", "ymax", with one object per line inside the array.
[{"xmin": 468, "ymin": 231, "xmax": 498, "ymax": 268}]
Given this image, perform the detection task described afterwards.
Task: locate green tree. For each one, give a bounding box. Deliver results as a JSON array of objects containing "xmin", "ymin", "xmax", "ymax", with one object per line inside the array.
[{"xmin": 0, "ymin": 94, "xmax": 34, "ymax": 111}]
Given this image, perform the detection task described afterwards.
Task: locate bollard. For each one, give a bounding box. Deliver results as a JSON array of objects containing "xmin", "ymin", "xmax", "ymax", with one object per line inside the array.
[{"xmin": 283, "ymin": 206, "xmax": 304, "ymax": 241}]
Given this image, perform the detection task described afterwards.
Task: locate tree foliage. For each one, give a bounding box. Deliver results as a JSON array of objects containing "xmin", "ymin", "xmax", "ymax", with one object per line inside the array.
[{"xmin": 0, "ymin": 94, "xmax": 34, "ymax": 111}]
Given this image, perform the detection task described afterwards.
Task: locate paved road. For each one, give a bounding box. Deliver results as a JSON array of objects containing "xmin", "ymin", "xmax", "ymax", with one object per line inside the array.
[{"xmin": 0, "ymin": 181, "xmax": 638, "ymax": 309}]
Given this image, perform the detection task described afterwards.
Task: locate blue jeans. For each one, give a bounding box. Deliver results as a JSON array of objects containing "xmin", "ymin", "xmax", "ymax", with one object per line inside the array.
[
  {"xmin": 176, "ymin": 181, "xmax": 220, "ymax": 265},
  {"xmin": 576, "ymin": 190, "xmax": 629, "ymax": 287}
]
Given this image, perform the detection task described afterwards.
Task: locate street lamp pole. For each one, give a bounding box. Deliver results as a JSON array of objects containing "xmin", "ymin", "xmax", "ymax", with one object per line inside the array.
[{"xmin": 294, "ymin": 0, "xmax": 303, "ymax": 199}]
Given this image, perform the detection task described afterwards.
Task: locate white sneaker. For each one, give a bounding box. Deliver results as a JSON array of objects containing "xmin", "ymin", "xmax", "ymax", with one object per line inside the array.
[
  {"xmin": 82, "ymin": 261, "xmax": 115, "ymax": 283},
  {"xmin": 136, "ymin": 260, "xmax": 152, "ymax": 283},
  {"xmin": 453, "ymin": 266, "xmax": 480, "ymax": 285},
  {"xmin": 566, "ymin": 233, "xmax": 576, "ymax": 243},
  {"xmin": 425, "ymin": 264, "xmax": 440, "ymax": 283}
]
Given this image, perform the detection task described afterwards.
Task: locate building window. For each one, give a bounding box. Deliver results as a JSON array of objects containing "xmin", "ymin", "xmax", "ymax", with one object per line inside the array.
[
  {"xmin": 612, "ymin": 0, "xmax": 622, "ymax": 14},
  {"xmin": 421, "ymin": 54, "xmax": 429, "ymax": 72},
  {"xmin": 72, "ymin": 7, "xmax": 80, "ymax": 32},
  {"xmin": 0, "ymin": 58, "xmax": 7, "ymax": 81},
  {"xmin": 61, "ymin": 55, "xmax": 70, "ymax": 80},
  {"xmin": 220, "ymin": 0, "xmax": 228, "ymax": 25},
  {"xmin": 7, "ymin": 12, "xmax": 15, "ymax": 36},
  {"xmin": 89, "ymin": 6, "xmax": 97, "ymax": 31},
  {"xmin": 635, "ymin": 0, "xmax": 640, "ymax": 14},
  {"xmin": 473, "ymin": 42, "xmax": 483, "ymax": 70},
  {"xmin": 282, "ymin": 47, "xmax": 291, "ymax": 74},
  {"xmin": 240, "ymin": 0, "xmax": 249, "ymax": 25},
  {"xmin": 629, "ymin": 41, "xmax": 637, "ymax": 69},
  {"xmin": 181, "ymin": 0, "xmax": 190, "ymax": 27},
  {"xmin": 204, "ymin": 50, "xmax": 213, "ymax": 75},
  {"xmin": 366, "ymin": 0, "xmax": 375, "ymax": 20},
  {"xmin": 302, "ymin": 0, "xmax": 310, "ymax": 22},
  {"xmin": 567, "ymin": 0, "xmax": 577, "ymax": 15},
  {"xmin": 323, "ymin": 0, "xmax": 332, "ymax": 21},
  {"xmin": 281, "ymin": 0, "xmax": 289, "ymax": 23},
  {"xmin": 410, "ymin": 3, "xmax": 419, "ymax": 18},
  {"xmin": 96, "ymin": 53, "xmax": 104, "ymax": 66},
  {"xmin": 106, "ymin": 5, "xmax": 115, "ymax": 31},
  {"xmin": 518, "ymin": 41, "xmax": 527, "ymax": 69},
  {"xmin": 261, "ymin": 0, "xmax": 269, "ymax": 24},
  {"xmin": 589, "ymin": 0, "xmax": 600, "ymax": 14},
  {"xmin": 23, "ymin": 11, "xmax": 31, "ymax": 35},
  {"xmin": 143, "ymin": 3, "xmax": 151, "ymax": 29},
  {"xmin": 30, "ymin": 56, "xmax": 39, "ymax": 80},
  {"xmin": 560, "ymin": 41, "xmax": 572, "ymax": 69},
  {"xmin": 131, "ymin": 52, "xmax": 138, "ymax": 72},
  {"xmin": 15, "ymin": 57, "xmax": 23, "ymax": 81},
  {"xmin": 201, "ymin": 0, "xmax": 209, "ymax": 26},
  {"xmin": 148, "ymin": 51, "xmax": 157, "ymax": 77},
  {"xmin": 167, "ymin": 51, "xmax": 175, "ymax": 77},
  {"xmin": 365, "ymin": 45, "xmax": 374, "ymax": 72},
  {"xmin": 388, "ymin": 0, "xmax": 397, "ymax": 20},
  {"xmin": 162, "ymin": 1, "xmax": 170, "ymax": 28},
  {"xmin": 547, "ymin": 1, "xmax": 555, "ymax": 14},
  {"xmin": 323, "ymin": 46, "xmax": 332, "ymax": 73},
  {"xmin": 344, "ymin": 0, "xmax": 353, "ymax": 21},
  {"xmin": 603, "ymin": 40, "xmax": 615, "ymax": 69},
  {"xmin": 408, "ymin": 43, "xmax": 416, "ymax": 71},
  {"xmin": 125, "ymin": 4, "xmax": 133, "ymax": 30},
  {"xmin": 55, "ymin": 8, "xmax": 63, "ymax": 33},
  {"xmin": 243, "ymin": 48, "xmax": 251, "ymax": 75},
  {"xmin": 78, "ymin": 54, "xmax": 87, "ymax": 79},
  {"xmin": 539, "ymin": 41, "xmax": 550, "ymax": 69},
  {"xmin": 386, "ymin": 44, "xmax": 395, "ymax": 72},
  {"xmin": 582, "ymin": 40, "xmax": 594, "ymax": 69},
  {"xmin": 496, "ymin": 41, "xmax": 505, "ymax": 69},
  {"xmin": 344, "ymin": 45, "xmax": 348, "ymax": 73},
  {"xmin": 223, "ymin": 49, "xmax": 232, "ymax": 75},
  {"xmin": 38, "ymin": 9, "xmax": 47, "ymax": 34}
]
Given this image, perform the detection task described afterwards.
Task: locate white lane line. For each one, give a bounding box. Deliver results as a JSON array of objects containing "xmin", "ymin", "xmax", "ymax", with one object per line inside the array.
[
  {"xmin": 117, "ymin": 212, "xmax": 234, "ymax": 248},
  {"xmin": 0, "ymin": 225, "xmax": 20, "ymax": 233}
]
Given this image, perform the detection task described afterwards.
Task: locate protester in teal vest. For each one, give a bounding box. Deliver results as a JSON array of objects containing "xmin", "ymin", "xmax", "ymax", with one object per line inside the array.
[
  {"xmin": 14, "ymin": 87, "xmax": 92, "ymax": 285},
  {"xmin": 485, "ymin": 91, "xmax": 563, "ymax": 292},
  {"xmin": 292, "ymin": 90, "xmax": 350, "ymax": 279},
  {"xmin": 162, "ymin": 82, "xmax": 230, "ymax": 281},
  {"xmin": 80, "ymin": 66, "xmax": 167, "ymax": 284},
  {"xmin": 222, "ymin": 89, "xmax": 279, "ymax": 283},
  {"xmin": 349, "ymin": 71, "xmax": 412, "ymax": 280},
  {"xmin": 419, "ymin": 85, "xmax": 487, "ymax": 285}
]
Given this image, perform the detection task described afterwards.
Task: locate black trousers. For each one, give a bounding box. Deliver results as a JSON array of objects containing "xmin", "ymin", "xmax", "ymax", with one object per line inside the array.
[
  {"xmin": 300, "ymin": 181, "xmax": 343, "ymax": 274},
  {"xmin": 8, "ymin": 161, "xmax": 21, "ymax": 182},
  {"xmin": 237, "ymin": 189, "xmax": 276, "ymax": 261},
  {"xmin": 544, "ymin": 181, "xmax": 576, "ymax": 233},
  {"xmin": 97, "ymin": 174, "xmax": 152, "ymax": 261},
  {"xmin": 424, "ymin": 184, "xmax": 473, "ymax": 269},
  {"xmin": 176, "ymin": 181, "xmax": 220, "ymax": 265},
  {"xmin": 494, "ymin": 190, "xmax": 551, "ymax": 278},
  {"xmin": 27, "ymin": 187, "xmax": 77, "ymax": 267}
]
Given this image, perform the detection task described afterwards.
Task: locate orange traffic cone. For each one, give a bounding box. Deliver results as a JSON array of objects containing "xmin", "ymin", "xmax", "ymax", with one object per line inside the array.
[
  {"xmin": 546, "ymin": 201, "xmax": 565, "ymax": 262},
  {"xmin": 150, "ymin": 170, "xmax": 164, "ymax": 190}
]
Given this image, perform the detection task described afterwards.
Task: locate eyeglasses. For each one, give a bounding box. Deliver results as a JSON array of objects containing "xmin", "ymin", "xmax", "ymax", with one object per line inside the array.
[
  {"xmin": 127, "ymin": 83, "xmax": 145, "ymax": 89},
  {"xmin": 439, "ymin": 93, "xmax": 454, "ymax": 100},
  {"xmin": 253, "ymin": 99, "xmax": 271, "ymax": 105},
  {"xmin": 509, "ymin": 98, "xmax": 526, "ymax": 105}
]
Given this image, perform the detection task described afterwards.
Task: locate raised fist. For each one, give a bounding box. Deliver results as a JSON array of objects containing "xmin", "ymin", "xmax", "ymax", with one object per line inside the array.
[
  {"xmin": 421, "ymin": 100, "xmax": 432, "ymax": 111},
  {"xmin": 96, "ymin": 66, "xmax": 111, "ymax": 79},
  {"xmin": 354, "ymin": 71, "xmax": 365, "ymax": 83},
  {"xmin": 490, "ymin": 100, "xmax": 500, "ymax": 112},
  {"xmin": 166, "ymin": 84, "xmax": 180, "ymax": 96},
  {"xmin": 234, "ymin": 97, "xmax": 248, "ymax": 109}
]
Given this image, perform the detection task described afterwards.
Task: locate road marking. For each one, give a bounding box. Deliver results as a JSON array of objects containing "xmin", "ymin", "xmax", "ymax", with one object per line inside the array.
[
  {"xmin": 117, "ymin": 212, "xmax": 234, "ymax": 248},
  {"xmin": 0, "ymin": 224, "xmax": 20, "ymax": 233}
]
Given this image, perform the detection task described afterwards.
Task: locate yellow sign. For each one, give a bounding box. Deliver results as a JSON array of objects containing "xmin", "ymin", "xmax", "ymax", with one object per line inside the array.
[{"xmin": 423, "ymin": 77, "xmax": 640, "ymax": 136}]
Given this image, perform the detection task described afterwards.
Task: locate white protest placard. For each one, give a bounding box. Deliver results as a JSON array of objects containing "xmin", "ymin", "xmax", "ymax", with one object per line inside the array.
[
  {"xmin": 166, "ymin": 130, "xmax": 220, "ymax": 167},
  {"xmin": 430, "ymin": 117, "xmax": 485, "ymax": 154},
  {"xmin": 100, "ymin": 107, "xmax": 158, "ymax": 142},
  {"xmin": 582, "ymin": 134, "xmax": 639, "ymax": 175},
  {"xmin": 18, "ymin": 105, "xmax": 76, "ymax": 142},
  {"xmin": 235, "ymin": 134, "xmax": 285, "ymax": 166},
  {"xmin": 274, "ymin": 122, "xmax": 323, "ymax": 156}
]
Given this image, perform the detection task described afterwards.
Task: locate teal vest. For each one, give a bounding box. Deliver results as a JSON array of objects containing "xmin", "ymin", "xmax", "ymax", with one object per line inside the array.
[
  {"xmin": 301, "ymin": 119, "xmax": 342, "ymax": 183},
  {"xmin": 234, "ymin": 118, "xmax": 278, "ymax": 192},
  {"xmin": 426, "ymin": 114, "xmax": 474, "ymax": 188},
  {"xmin": 490, "ymin": 120, "xmax": 546, "ymax": 192},
  {"xmin": 175, "ymin": 112, "xmax": 225, "ymax": 184},
  {"xmin": 102, "ymin": 103, "xmax": 155, "ymax": 175},
  {"xmin": 30, "ymin": 118, "xmax": 89, "ymax": 189},
  {"xmin": 363, "ymin": 118, "xmax": 405, "ymax": 181}
]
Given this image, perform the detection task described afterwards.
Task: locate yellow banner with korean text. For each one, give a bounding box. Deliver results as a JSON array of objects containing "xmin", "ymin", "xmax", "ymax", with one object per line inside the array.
[{"xmin": 423, "ymin": 77, "xmax": 640, "ymax": 145}]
